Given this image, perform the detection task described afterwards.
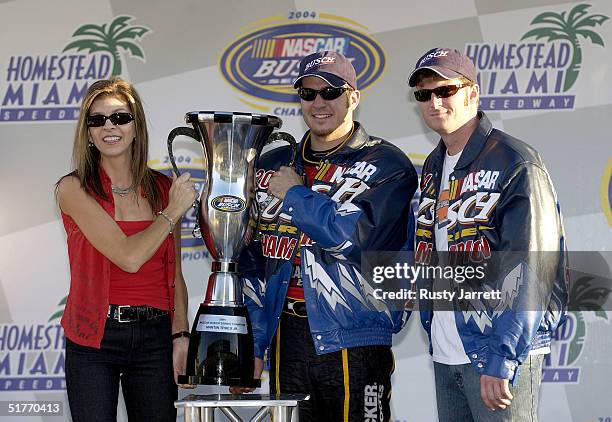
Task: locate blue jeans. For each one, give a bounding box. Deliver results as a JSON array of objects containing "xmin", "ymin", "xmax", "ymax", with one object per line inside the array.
[
  {"xmin": 65, "ymin": 314, "xmax": 177, "ymax": 422},
  {"xmin": 433, "ymin": 355, "xmax": 544, "ymax": 422}
]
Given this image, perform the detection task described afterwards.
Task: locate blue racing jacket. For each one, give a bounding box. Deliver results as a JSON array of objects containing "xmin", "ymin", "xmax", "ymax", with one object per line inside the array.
[
  {"xmin": 415, "ymin": 111, "xmax": 569, "ymax": 383},
  {"xmin": 240, "ymin": 122, "xmax": 418, "ymax": 359}
]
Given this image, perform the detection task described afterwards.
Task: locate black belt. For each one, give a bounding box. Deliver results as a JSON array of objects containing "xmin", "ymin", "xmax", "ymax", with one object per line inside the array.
[
  {"xmin": 283, "ymin": 298, "xmax": 307, "ymax": 318},
  {"xmin": 107, "ymin": 305, "xmax": 169, "ymax": 323}
]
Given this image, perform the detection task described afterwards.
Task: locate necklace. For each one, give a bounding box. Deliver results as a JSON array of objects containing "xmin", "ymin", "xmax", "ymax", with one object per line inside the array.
[
  {"xmin": 111, "ymin": 185, "xmax": 135, "ymax": 196},
  {"xmin": 301, "ymin": 123, "xmax": 355, "ymax": 165}
]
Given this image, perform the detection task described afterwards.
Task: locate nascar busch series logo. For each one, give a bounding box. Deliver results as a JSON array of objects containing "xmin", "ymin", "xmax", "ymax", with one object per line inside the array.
[
  {"xmin": 602, "ymin": 158, "xmax": 612, "ymax": 227},
  {"xmin": 219, "ymin": 12, "xmax": 385, "ymax": 111},
  {"xmin": 211, "ymin": 196, "xmax": 246, "ymax": 213},
  {"xmin": 0, "ymin": 299, "xmax": 66, "ymax": 391},
  {"xmin": 0, "ymin": 16, "xmax": 150, "ymax": 122},
  {"xmin": 154, "ymin": 157, "xmax": 210, "ymax": 261},
  {"xmin": 465, "ymin": 4, "xmax": 608, "ymax": 111}
]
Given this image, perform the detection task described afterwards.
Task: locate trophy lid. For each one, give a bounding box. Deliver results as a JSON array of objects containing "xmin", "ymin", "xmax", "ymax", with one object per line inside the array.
[{"xmin": 185, "ymin": 111, "xmax": 282, "ymax": 129}]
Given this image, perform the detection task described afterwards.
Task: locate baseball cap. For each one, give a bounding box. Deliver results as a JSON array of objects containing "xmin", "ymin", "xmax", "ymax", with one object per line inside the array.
[
  {"xmin": 407, "ymin": 48, "xmax": 477, "ymax": 87},
  {"xmin": 293, "ymin": 51, "xmax": 357, "ymax": 89}
]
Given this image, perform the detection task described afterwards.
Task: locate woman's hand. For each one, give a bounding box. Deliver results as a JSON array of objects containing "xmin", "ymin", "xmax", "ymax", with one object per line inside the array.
[{"xmin": 165, "ymin": 172, "xmax": 198, "ymax": 221}]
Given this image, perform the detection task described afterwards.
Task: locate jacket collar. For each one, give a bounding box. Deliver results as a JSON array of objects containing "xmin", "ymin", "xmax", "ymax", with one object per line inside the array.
[
  {"xmin": 299, "ymin": 121, "xmax": 371, "ymax": 158},
  {"xmin": 429, "ymin": 111, "xmax": 493, "ymax": 171}
]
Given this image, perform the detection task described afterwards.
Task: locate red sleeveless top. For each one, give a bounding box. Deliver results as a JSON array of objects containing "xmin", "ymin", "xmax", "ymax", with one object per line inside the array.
[
  {"xmin": 109, "ymin": 220, "xmax": 170, "ymax": 310},
  {"xmin": 61, "ymin": 168, "xmax": 176, "ymax": 348}
]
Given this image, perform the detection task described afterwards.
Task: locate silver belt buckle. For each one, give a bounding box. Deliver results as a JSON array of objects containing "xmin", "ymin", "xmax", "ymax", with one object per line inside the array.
[{"xmin": 117, "ymin": 305, "xmax": 130, "ymax": 323}]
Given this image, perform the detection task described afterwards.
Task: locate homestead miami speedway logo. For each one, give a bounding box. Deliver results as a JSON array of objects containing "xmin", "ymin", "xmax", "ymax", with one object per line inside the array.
[
  {"xmin": 0, "ymin": 299, "xmax": 66, "ymax": 391},
  {"xmin": 465, "ymin": 3, "xmax": 608, "ymax": 111},
  {"xmin": 219, "ymin": 13, "xmax": 385, "ymax": 114},
  {"xmin": 1, "ymin": 15, "xmax": 150, "ymax": 123}
]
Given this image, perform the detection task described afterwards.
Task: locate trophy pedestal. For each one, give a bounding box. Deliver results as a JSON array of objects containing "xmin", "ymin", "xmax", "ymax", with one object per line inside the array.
[
  {"xmin": 179, "ymin": 304, "xmax": 260, "ymax": 388},
  {"xmin": 175, "ymin": 394, "xmax": 309, "ymax": 422}
]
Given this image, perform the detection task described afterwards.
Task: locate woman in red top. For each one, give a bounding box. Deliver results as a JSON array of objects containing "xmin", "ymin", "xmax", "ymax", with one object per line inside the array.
[{"xmin": 56, "ymin": 78, "xmax": 197, "ymax": 421}]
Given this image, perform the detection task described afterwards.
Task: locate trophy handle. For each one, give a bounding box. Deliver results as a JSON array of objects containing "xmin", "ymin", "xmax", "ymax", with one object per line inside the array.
[
  {"xmin": 167, "ymin": 127, "xmax": 200, "ymax": 177},
  {"xmin": 167, "ymin": 126, "xmax": 204, "ymax": 239},
  {"xmin": 253, "ymin": 131, "xmax": 298, "ymax": 241},
  {"xmin": 266, "ymin": 131, "xmax": 298, "ymax": 167}
]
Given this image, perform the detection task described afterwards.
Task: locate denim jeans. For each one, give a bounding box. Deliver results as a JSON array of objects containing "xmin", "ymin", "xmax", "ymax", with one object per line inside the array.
[
  {"xmin": 433, "ymin": 355, "xmax": 544, "ymax": 422},
  {"xmin": 65, "ymin": 314, "xmax": 177, "ymax": 422}
]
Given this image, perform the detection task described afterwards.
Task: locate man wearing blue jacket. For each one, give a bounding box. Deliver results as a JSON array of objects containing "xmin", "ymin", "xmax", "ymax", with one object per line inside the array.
[
  {"xmin": 236, "ymin": 51, "xmax": 418, "ymax": 421},
  {"xmin": 408, "ymin": 47, "xmax": 568, "ymax": 421}
]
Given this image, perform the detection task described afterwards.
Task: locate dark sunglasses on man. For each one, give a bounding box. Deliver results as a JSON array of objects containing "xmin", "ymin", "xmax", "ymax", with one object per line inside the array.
[
  {"xmin": 297, "ymin": 86, "xmax": 350, "ymax": 101},
  {"xmin": 86, "ymin": 112, "xmax": 134, "ymax": 127},
  {"xmin": 413, "ymin": 84, "xmax": 472, "ymax": 102}
]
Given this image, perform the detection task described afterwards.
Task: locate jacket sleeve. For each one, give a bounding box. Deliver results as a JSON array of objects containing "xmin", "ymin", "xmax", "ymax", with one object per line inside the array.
[
  {"xmin": 281, "ymin": 156, "xmax": 418, "ymax": 263},
  {"xmin": 483, "ymin": 162, "xmax": 566, "ymax": 381},
  {"xmin": 239, "ymin": 239, "xmax": 268, "ymax": 359}
]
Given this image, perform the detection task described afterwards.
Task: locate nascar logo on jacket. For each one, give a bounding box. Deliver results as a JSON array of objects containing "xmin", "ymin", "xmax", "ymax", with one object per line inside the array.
[
  {"xmin": 219, "ymin": 14, "xmax": 385, "ymax": 103},
  {"xmin": 416, "ymin": 169, "xmax": 502, "ymax": 264}
]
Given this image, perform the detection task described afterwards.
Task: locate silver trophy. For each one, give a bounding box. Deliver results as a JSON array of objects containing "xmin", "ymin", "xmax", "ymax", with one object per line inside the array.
[{"xmin": 168, "ymin": 111, "xmax": 296, "ymax": 386}]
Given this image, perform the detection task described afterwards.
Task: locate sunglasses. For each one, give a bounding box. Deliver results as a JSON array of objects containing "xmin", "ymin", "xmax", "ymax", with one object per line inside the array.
[
  {"xmin": 86, "ymin": 112, "xmax": 134, "ymax": 127},
  {"xmin": 414, "ymin": 84, "xmax": 472, "ymax": 102},
  {"xmin": 297, "ymin": 86, "xmax": 349, "ymax": 101}
]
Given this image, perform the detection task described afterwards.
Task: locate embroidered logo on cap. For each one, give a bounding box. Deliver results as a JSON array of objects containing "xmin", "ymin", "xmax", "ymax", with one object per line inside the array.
[
  {"xmin": 419, "ymin": 50, "xmax": 449, "ymax": 66},
  {"xmin": 304, "ymin": 56, "xmax": 336, "ymax": 71}
]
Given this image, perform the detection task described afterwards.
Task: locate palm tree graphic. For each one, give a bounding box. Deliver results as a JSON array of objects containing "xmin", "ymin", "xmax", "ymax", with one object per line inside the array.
[
  {"xmin": 63, "ymin": 15, "xmax": 150, "ymax": 77},
  {"xmin": 521, "ymin": 3, "xmax": 608, "ymax": 92},
  {"xmin": 565, "ymin": 275, "xmax": 609, "ymax": 364},
  {"xmin": 48, "ymin": 296, "xmax": 66, "ymax": 322}
]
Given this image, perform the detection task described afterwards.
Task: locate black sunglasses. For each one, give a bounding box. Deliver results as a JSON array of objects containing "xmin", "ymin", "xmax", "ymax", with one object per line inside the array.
[
  {"xmin": 414, "ymin": 84, "xmax": 472, "ymax": 102},
  {"xmin": 86, "ymin": 112, "xmax": 134, "ymax": 127},
  {"xmin": 297, "ymin": 86, "xmax": 349, "ymax": 101}
]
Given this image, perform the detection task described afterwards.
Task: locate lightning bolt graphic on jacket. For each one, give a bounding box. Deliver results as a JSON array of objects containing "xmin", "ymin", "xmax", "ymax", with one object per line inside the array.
[
  {"xmin": 303, "ymin": 249, "xmax": 350, "ymax": 311},
  {"xmin": 337, "ymin": 263, "xmax": 392, "ymax": 321},
  {"xmin": 324, "ymin": 240, "xmax": 353, "ymax": 260},
  {"xmin": 462, "ymin": 297, "xmax": 493, "ymax": 333},
  {"xmin": 462, "ymin": 263, "xmax": 524, "ymax": 332},
  {"xmin": 243, "ymin": 278, "xmax": 264, "ymax": 307},
  {"xmin": 335, "ymin": 202, "xmax": 360, "ymax": 216},
  {"xmin": 492, "ymin": 263, "xmax": 523, "ymax": 317}
]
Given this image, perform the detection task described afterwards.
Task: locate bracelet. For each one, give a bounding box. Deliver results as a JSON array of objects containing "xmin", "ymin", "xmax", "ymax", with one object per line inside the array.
[
  {"xmin": 172, "ymin": 331, "xmax": 191, "ymax": 340},
  {"xmin": 157, "ymin": 210, "xmax": 175, "ymax": 234}
]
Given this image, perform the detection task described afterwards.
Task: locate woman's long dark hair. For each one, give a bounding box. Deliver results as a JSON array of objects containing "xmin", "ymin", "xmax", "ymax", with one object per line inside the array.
[{"xmin": 58, "ymin": 77, "xmax": 163, "ymax": 212}]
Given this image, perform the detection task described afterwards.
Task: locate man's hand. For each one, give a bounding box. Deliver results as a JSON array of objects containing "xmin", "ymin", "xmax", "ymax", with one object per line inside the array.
[
  {"xmin": 229, "ymin": 357, "xmax": 264, "ymax": 394},
  {"xmin": 480, "ymin": 374, "xmax": 513, "ymax": 411},
  {"xmin": 268, "ymin": 166, "xmax": 303, "ymax": 200}
]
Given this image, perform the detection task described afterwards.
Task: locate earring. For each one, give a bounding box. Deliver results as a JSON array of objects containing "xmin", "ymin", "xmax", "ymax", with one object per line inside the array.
[{"xmin": 88, "ymin": 140, "xmax": 94, "ymax": 147}]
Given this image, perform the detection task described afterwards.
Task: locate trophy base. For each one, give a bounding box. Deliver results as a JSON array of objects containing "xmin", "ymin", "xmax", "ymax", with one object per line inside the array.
[
  {"xmin": 182, "ymin": 304, "xmax": 260, "ymax": 388},
  {"xmin": 178, "ymin": 375, "xmax": 261, "ymax": 388}
]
